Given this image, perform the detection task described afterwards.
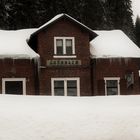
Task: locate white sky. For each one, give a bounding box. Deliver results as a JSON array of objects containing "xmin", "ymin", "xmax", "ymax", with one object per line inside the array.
[{"xmin": 132, "ymin": 0, "xmax": 140, "ymax": 21}]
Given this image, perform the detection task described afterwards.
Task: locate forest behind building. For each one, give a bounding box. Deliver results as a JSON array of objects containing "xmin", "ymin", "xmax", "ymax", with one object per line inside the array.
[{"xmin": 0, "ymin": 0, "xmax": 140, "ymax": 46}]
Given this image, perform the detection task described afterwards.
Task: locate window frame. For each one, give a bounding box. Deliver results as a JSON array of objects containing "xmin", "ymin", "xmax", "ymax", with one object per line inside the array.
[
  {"xmin": 51, "ymin": 78, "xmax": 80, "ymax": 96},
  {"xmin": 2, "ymin": 78, "xmax": 26, "ymax": 95},
  {"xmin": 54, "ymin": 37, "xmax": 76, "ymax": 58},
  {"xmin": 104, "ymin": 77, "xmax": 120, "ymax": 96}
]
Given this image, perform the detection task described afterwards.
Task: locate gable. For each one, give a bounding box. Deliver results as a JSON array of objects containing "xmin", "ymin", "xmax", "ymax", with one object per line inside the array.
[
  {"xmin": 30, "ymin": 14, "xmax": 97, "ymax": 41},
  {"xmin": 38, "ymin": 18, "xmax": 91, "ymax": 38}
]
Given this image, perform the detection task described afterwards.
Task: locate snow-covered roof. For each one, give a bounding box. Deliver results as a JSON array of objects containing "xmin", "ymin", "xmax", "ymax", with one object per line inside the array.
[
  {"xmin": 31, "ymin": 13, "xmax": 97, "ymax": 40},
  {"xmin": 90, "ymin": 30, "xmax": 140, "ymax": 58},
  {"xmin": 0, "ymin": 29, "xmax": 39, "ymax": 59}
]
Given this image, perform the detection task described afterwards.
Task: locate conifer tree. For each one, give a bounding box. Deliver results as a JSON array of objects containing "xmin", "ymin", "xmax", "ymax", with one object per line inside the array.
[
  {"xmin": 105, "ymin": 0, "xmax": 134, "ymax": 39},
  {"xmin": 135, "ymin": 16, "xmax": 140, "ymax": 47},
  {"xmin": 0, "ymin": 0, "xmax": 135, "ymax": 38}
]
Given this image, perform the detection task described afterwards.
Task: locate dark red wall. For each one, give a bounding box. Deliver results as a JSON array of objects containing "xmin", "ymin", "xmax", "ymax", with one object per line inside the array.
[
  {"xmin": 0, "ymin": 59, "xmax": 37, "ymax": 95},
  {"xmin": 92, "ymin": 58, "xmax": 140, "ymax": 95},
  {"xmin": 37, "ymin": 18, "xmax": 92, "ymax": 95}
]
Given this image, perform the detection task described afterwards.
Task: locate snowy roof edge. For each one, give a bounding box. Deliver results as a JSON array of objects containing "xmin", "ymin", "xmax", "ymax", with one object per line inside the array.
[
  {"xmin": 0, "ymin": 29, "xmax": 39, "ymax": 59},
  {"xmin": 90, "ymin": 30, "xmax": 140, "ymax": 59},
  {"xmin": 30, "ymin": 13, "xmax": 97, "ymax": 39}
]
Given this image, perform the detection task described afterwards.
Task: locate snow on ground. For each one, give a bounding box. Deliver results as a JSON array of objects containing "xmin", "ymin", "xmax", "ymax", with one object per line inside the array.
[
  {"xmin": 0, "ymin": 95, "xmax": 140, "ymax": 140},
  {"xmin": 90, "ymin": 30, "xmax": 140, "ymax": 58},
  {"xmin": 0, "ymin": 29, "xmax": 39, "ymax": 59}
]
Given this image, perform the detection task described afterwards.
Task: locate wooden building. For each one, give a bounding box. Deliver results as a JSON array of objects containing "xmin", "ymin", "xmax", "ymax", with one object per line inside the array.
[{"xmin": 1, "ymin": 14, "xmax": 140, "ymax": 96}]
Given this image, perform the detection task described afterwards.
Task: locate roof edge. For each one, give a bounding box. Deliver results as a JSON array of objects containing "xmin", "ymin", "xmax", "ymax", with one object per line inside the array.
[{"xmin": 31, "ymin": 13, "xmax": 97, "ymax": 39}]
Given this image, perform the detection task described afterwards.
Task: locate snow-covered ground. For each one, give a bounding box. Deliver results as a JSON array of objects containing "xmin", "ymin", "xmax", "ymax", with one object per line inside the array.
[{"xmin": 0, "ymin": 95, "xmax": 140, "ymax": 140}]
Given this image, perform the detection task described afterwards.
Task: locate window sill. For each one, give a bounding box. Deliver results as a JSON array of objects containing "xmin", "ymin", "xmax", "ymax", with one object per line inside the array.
[{"xmin": 53, "ymin": 55, "xmax": 77, "ymax": 58}]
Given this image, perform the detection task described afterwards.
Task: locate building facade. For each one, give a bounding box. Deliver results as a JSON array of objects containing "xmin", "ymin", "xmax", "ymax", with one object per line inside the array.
[{"xmin": 1, "ymin": 14, "xmax": 140, "ymax": 96}]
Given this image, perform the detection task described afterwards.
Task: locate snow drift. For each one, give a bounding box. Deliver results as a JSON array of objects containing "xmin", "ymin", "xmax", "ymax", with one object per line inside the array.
[{"xmin": 0, "ymin": 95, "xmax": 140, "ymax": 140}]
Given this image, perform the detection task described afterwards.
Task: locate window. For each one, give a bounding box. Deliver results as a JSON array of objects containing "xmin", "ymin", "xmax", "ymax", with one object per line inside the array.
[
  {"xmin": 2, "ymin": 78, "xmax": 26, "ymax": 95},
  {"xmin": 54, "ymin": 80, "xmax": 64, "ymax": 96},
  {"xmin": 51, "ymin": 78, "xmax": 80, "ymax": 96},
  {"xmin": 66, "ymin": 39, "xmax": 73, "ymax": 55},
  {"xmin": 54, "ymin": 37, "xmax": 76, "ymax": 58},
  {"xmin": 104, "ymin": 77, "xmax": 120, "ymax": 96},
  {"xmin": 67, "ymin": 80, "xmax": 77, "ymax": 96},
  {"xmin": 56, "ymin": 39, "xmax": 63, "ymax": 55}
]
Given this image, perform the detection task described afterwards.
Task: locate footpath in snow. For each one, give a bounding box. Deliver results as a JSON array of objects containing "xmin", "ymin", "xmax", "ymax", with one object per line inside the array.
[{"xmin": 0, "ymin": 95, "xmax": 140, "ymax": 140}]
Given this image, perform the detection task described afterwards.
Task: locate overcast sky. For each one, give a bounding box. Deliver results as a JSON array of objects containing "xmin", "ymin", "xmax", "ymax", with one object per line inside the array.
[{"xmin": 132, "ymin": 0, "xmax": 140, "ymax": 21}]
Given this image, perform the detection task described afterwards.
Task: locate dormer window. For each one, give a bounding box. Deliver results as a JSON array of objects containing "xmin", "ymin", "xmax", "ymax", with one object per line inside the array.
[{"xmin": 54, "ymin": 37, "xmax": 76, "ymax": 58}]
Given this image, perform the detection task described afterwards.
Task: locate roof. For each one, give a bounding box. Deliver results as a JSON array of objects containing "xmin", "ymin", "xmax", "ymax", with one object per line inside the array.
[
  {"xmin": 90, "ymin": 30, "xmax": 140, "ymax": 58},
  {"xmin": 0, "ymin": 29, "xmax": 39, "ymax": 59},
  {"xmin": 31, "ymin": 13, "xmax": 97, "ymax": 40}
]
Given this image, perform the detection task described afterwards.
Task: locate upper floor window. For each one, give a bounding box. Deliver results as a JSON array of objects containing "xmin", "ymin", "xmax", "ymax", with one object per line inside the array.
[{"xmin": 54, "ymin": 37, "xmax": 76, "ymax": 58}]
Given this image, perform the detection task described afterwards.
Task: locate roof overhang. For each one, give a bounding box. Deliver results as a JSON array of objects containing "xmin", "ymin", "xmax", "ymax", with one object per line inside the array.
[{"xmin": 31, "ymin": 13, "xmax": 97, "ymax": 41}]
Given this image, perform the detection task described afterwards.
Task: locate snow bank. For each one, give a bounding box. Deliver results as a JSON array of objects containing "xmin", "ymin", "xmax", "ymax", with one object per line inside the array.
[
  {"xmin": 90, "ymin": 30, "xmax": 140, "ymax": 58},
  {"xmin": 1, "ymin": 95, "xmax": 140, "ymax": 140},
  {"xmin": 0, "ymin": 29, "xmax": 39, "ymax": 59}
]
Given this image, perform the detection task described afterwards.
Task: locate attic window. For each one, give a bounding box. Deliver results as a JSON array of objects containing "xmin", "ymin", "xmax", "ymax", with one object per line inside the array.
[{"xmin": 54, "ymin": 37, "xmax": 76, "ymax": 58}]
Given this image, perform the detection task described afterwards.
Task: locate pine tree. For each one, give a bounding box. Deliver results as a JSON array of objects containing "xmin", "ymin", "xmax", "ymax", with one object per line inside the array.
[
  {"xmin": 135, "ymin": 16, "xmax": 140, "ymax": 47},
  {"xmin": 8, "ymin": 0, "xmax": 39, "ymax": 29},
  {"xmin": 0, "ymin": 0, "xmax": 135, "ymax": 36},
  {"xmin": 0, "ymin": 0, "xmax": 14, "ymax": 29},
  {"xmin": 105, "ymin": 0, "xmax": 134, "ymax": 40},
  {"xmin": 81, "ymin": 0, "xmax": 105, "ymax": 29}
]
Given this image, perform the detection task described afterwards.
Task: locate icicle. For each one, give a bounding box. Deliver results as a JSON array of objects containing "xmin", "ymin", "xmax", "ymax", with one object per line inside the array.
[
  {"xmin": 109, "ymin": 58, "xmax": 113, "ymax": 64},
  {"xmin": 12, "ymin": 58, "xmax": 15, "ymax": 65},
  {"xmin": 34, "ymin": 56, "xmax": 40, "ymax": 73},
  {"xmin": 124, "ymin": 58, "xmax": 130, "ymax": 65},
  {"xmin": 32, "ymin": 56, "xmax": 40, "ymax": 95},
  {"xmin": 11, "ymin": 58, "xmax": 16, "ymax": 74},
  {"xmin": 118, "ymin": 58, "xmax": 122, "ymax": 64}
]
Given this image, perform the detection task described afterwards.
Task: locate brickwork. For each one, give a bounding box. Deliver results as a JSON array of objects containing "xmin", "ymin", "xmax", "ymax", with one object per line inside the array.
[
  {"xmin": 0, "ymin": 59, "xmax": 37, "ymax": 95},
  {"xmin": 37, "ymin": 18, "xmax": 92, "ymax": 96},
  {"xmin": 29, "ymin": 16, "xmax": 140, "ymax": 96},
  {"xmin": 92, "ymin": 58, "xmax": 140, "ymax": 95}
]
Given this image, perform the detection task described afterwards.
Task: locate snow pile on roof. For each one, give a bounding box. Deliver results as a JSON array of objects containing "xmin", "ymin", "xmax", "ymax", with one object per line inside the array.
[
  {"xmin": 32, "ymin": 13, "xmax": 96, "ymax": 38},
  {"xmin": 1, "ymin": 95, "xmax": 140, "ymax": 140},
  {"xmin": 0, "ymin": 29, "xmax": 39, "ymax": 59},
  {"xmin": 90, "ymin": 30, "xmax": 140, "ymax": 58},
  {"xmin": 37, "ymin": 14, "xmax": 64, "ymax": 31}
]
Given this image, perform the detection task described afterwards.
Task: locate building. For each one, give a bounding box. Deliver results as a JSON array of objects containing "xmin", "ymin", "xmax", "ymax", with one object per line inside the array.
[
  {"xmin": 0, "ymin": 29, "xmax": 39, "ymax": 95},
  {"xmin": 1, "ymin": 14, "xmax": 140, "ymax": 96},
  {"xmin": 90, "ymin": 30, "xmax": 140, "ymax": 95}
]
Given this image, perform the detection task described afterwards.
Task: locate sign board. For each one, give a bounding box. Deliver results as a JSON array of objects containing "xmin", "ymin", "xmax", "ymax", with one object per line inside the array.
[
  {"xmin": 125, "ymin": 72, "xmax": 134, "ymax": 88},
  {"xmin": 47, "ymin": 60, "xmax": 81, "ymax": 66}
]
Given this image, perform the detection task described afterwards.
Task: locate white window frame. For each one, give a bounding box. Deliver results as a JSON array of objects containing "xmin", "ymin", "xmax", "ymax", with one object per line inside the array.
[
  {"xmin": 139, "ymin": 70, "xmax": 140, "ymax": 77},
  {"xmin": 104, "ymin": 77, "xmax": 120, "ymax": 96},
  {"xmin": 2, "ymin": 78, "xmax": 26, "ymax": 95},
  {"xmin": 54, "ymin": 37, "xmax": 76, "ymax": 58},
  {"xmin": 51, "ymin": 77, "xmax": 80, "ymax": 96}
]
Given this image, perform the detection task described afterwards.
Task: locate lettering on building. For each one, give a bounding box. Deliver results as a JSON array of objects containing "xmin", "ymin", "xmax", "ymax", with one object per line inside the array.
[{"xmin": 47, "ymin": 60, "xmax": 81, "ymax": 66}]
